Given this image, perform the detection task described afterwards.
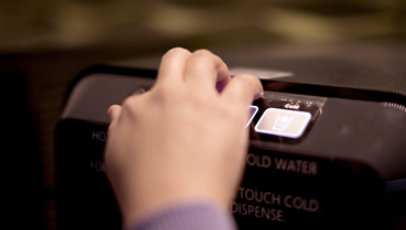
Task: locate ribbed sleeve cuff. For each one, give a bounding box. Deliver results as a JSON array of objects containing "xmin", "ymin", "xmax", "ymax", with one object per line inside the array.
[{"xmin": 126, "ymin": 202, "xmax": 236, "ymax": 230}]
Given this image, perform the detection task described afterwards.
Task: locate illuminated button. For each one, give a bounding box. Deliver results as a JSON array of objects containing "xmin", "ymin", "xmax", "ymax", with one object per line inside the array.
[
  {"xmin": 255, "ymin": 108, "xmax": 311, "ymax": 138},
  {"xmin": 246, "ymin": 105, "xmax": 259, "ymax": 128}
]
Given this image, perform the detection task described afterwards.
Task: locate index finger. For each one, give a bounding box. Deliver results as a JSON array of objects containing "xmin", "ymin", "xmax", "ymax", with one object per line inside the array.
[
  {"xmin": 183, "ymin": 49, "xmax": 230, "ymax": 92},
  {"xmin": 155, "ymin": 47, "xmax": 192, "ymax": 87},
  {"xmin": 220, "ymin": 74, "xmax": 263, "ymax": 108}
]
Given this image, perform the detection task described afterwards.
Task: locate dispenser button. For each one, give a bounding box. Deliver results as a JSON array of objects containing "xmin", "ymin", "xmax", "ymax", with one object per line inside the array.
[
  {"xmin": 255, "ymin": 108, "xmax": 311, "ymax": 138},
  {"xmin": 246, "ymin": 105, "xmax": 259, "ymax": 128}
]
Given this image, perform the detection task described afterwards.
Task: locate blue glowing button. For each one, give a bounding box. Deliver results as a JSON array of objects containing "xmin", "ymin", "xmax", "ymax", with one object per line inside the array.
[
  {"xmin": 255, "ymin": 108, "xmax": 312, "ymax": 138},
  {"xmin": 246, "ymin": 105, "xmax": 259, "ymax": 128}
]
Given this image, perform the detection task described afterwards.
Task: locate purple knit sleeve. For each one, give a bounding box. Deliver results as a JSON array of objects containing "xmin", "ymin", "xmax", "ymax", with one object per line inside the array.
[{"xmin": 125, "ymin": 202, "xmax": 237, "ymax": 230}]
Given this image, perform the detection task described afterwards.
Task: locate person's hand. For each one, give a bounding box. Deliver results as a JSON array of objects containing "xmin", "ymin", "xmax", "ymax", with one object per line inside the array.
[{"xmin": 104, "ymin": 47, "xmax": 263, "ymax": 225}]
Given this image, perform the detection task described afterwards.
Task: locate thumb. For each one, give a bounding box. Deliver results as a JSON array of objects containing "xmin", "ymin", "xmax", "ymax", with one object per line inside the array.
[{"xmin": 107, "ymin": 105, "xmax": 122, "ymax": 126}]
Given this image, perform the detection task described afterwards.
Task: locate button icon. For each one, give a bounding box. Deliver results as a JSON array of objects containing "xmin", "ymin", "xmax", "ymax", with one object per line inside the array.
[
  {"xmin": 246, "ymin": 105, "xmax": 259, "ymax": 128},
  {"xmin": 255, "ymin": 108, "xmax": 311, "ymax": 138},
  {"xmin": 272, "ymin": 114, "xmax": 293, "ymax": 132}
]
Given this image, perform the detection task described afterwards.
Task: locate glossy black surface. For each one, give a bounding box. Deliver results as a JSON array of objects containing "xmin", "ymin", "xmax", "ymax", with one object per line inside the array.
[{"xmin": 55, "ymin": 66, "xmax": 406, "ymax": 229}]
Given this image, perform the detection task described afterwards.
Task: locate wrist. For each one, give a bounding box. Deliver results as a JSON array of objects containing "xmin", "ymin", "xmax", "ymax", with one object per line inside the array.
[
  {"xmin": 124, "ymin": 200, "xmax": 236, "ymax": 230},
  {"xmin": 123, "ymin": 189, "xmax": 228, "ymax": 225}
]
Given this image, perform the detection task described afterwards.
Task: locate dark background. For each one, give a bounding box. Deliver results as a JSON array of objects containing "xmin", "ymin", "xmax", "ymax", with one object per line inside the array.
[{"xmin": 0, "ymin": 1, "xmax": 405, "ymax": 229}]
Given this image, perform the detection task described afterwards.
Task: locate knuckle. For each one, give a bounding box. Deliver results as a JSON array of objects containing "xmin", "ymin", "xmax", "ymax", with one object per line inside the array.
[
  {"xmin": 153, "ymin": 83, "xmax": 175, "ymax": 97},
  {"xmin": 122, "ymin": 96, "xmax": 135, "ymax": 108},
  {"xmin": 163, "ymin": 47, "xmax": 191, "ymax": 59},
  {"xmin": 190, "ymin": 50, "xmax": 216, "ymax": 68},
  {"xmin": 235, "ymin": 74, "xmax": 256, "ymax": 84},
  {"xmin": 234, "ymin": 74, "xmax": 259, "ymax": 90},
  {"xmin": 122, "ymin": 95, "xmax": 142, "ymax": 112},
  {"xmin": 150, "ymin": 84, "xmax": 182, "ymax": 106},
  {"xmin": 192, "ymin": 49, "xmax": 213, "ymax": 57}
]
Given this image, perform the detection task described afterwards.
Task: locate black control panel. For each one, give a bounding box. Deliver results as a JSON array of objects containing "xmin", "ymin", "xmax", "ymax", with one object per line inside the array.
[{"xmin": 55, "ymin": 66, "xmax": 406, "ymax": 230}]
